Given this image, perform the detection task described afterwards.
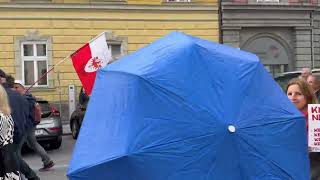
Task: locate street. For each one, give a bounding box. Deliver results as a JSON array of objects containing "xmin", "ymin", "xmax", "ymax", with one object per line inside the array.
[{"xmin": 23, "ymin": 135, "xmax": 75, "ymax": 180}]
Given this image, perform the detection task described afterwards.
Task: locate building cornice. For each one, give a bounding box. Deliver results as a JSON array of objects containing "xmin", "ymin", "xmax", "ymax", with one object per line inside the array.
[
  {"xmin": 222, "ymin": 24, "xmax": 311, "ymax": 30},
  {"xmin": 222, "ymin": 4, "xmax": 316, "ymax": 11},
  {"xmin": 0, "ymin": 3, "xmax": 217, "ymax": 11}
]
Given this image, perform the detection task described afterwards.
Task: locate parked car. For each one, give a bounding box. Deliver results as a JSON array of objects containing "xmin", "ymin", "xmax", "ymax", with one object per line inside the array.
[
  {"xmin": 274, "ymin": 69, "xmax": 320, "ymax": 91},
  {"xmin": 274, "ymin": 71, "xmax": 301, "ymax": 91},
  {"xmin": 70, "ymin": 87, "xmax": 89, "ymax": 139},
  {"xmin": 35, "ymin": 100, "xmax": 63, "ymax": 149}
]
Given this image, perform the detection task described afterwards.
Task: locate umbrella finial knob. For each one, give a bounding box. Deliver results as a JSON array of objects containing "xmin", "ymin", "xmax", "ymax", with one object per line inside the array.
[{"xmin": 228, "ymin": 125, "xmax": 236, "ymax": 133}]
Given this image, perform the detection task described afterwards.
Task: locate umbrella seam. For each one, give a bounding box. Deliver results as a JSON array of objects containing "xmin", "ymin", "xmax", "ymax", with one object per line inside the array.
[
  {"xmin": 68, "ymin": 133, "xmax": 221, "ymax": 178},
  {"xmin": 237, "ymin": 134, "xmax": 295, "ymax": 179},
  {"xmin": 68, "ymin": 155, "xmax": 127, "ymax": 178},
  {"xmin": 104, "ymin": 66, "xmax": 222, "ymax": 126},
  {"xmin": 240, "ymin": 116, "xmax": 304, "ymax": 129},
  {"xmin": 134, "ymin": 132, "xmax": 219, "ymax": 153},
  {"xmin": 234, "ymin": 62, "xmax": 259, "ymax": 126}
]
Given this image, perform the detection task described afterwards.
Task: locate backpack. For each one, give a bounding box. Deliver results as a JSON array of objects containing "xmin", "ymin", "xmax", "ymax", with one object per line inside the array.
[{"xmin": 34, "ymin": 102, "xmax": 42, "ymax": 125}]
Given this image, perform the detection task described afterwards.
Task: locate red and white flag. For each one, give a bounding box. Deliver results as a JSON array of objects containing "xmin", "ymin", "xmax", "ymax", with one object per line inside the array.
[{"xmin": 71, "ymin": 32, "xmax": 112, "ymax": 95}]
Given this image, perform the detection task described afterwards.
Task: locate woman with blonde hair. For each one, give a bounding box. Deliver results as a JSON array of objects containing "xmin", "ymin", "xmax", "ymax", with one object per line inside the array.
[{"xmin": 0, "ymin": 84, "xmax": 20, "ymax": 179}]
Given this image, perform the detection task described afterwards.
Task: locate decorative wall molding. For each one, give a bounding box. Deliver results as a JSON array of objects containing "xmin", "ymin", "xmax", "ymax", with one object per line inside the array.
[{"xmin": 0, "ymin": 3, "xmax": 217, "ymax": 11}]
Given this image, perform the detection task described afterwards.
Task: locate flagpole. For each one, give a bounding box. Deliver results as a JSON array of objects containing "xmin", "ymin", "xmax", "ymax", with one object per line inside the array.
[
  {"xmin": 70, "ymin": 31, "xmax": 109, "ymax": 58},
  {"xmin": 89, "ymin": 31, "xmax": 107, "ymax": 44},
  {"xmin": 26, "ymin": 55, "xmax": 70, "ymax": 93}
]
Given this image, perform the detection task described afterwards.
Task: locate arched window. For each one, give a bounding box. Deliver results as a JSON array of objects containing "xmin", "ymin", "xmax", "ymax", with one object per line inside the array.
[{"xmin": 242, "ymin": 34, "xmax": 292, "ymax": 76}]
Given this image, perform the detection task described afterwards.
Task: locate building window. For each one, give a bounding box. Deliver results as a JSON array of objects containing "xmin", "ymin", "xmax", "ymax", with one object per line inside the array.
[
  {"xmin": 108, "ymin": 44, "xmax": 121, "ymax": 58},
  {"xmin": 11, "ymin": 0, "xmax": 52, "ymax": 2},
  {"xmin": 90, "ymin": 0, "xmax": 126, "ymax": 4},
  {"xmin": 256, "ymin": 0, "xmax": 279, "ymax": 2},
  {"xmin": 21, "ymin": 42, "xmax": 48, "ymax": 86},
  {"xmin": 104, "ymin": 31, "xmax": 128, "ymax": 63},
  {"xmin": 264, "ymin": 64, "xmax": 288, "ymax": 76},
  {"xmin": 241, "ymin": 33, "xmax": 292, "ymax": 77},
  {"xmin": 231, "ymin": 0, "xmax": 248, "ymax": 3},
  {"xmin": 288, "ymin": 0, "xmax": 317, "ymax": 4},
  {"xmin": 91, "ymin": 0, "xmax": 124, "ymax": 1},
  {"xmin": 165, "ymin": 0, "xmax": 191, "ymax": 2},
  {"xmin": 15, "ymin": 30, "xmax": 53, "ymax": 88}
]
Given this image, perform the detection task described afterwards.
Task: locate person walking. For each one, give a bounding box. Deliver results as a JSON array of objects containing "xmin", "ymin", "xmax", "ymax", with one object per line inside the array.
[
  {"xmin": 13, "ymin": 80, "xmax": 55, "ymax": 171},
  {"xmin": 0, "ymin": 69, "xmax": 40, "ymax": 180},
  {"xmin": 0, "ymin": 84, "xmax": 20, "ymax": 180},
  {"xmin": 286, "ymin": 78, "xmax": 320, "ymax": 180},
  {"xmin": 79, "ymin": 87, "xmax": 89, "ymax": 108},
  {"xmin": 307, "ymin": 74, "xmax": 320, "ymax": 103}
]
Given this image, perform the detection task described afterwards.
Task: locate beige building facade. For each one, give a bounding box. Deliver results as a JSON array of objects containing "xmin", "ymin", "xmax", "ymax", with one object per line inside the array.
[{"xmin": 0, "ymin": 0, "xmax": 219, "ymax": 119}]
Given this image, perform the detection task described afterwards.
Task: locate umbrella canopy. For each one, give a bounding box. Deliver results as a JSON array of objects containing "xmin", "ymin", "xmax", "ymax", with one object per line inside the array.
[{"xmin": 67, "ymin": 32, "xmax": 310, "ymax": 180}]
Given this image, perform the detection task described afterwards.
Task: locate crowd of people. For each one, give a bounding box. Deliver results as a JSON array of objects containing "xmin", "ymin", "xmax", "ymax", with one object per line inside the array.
[
  {"xmin": 0, "ymin": 69, "xmax": 54, "ymax": 180},
  {"xmin": 2, "ymin": 64, "xmax": 320, "ymax": 179},
  {"xmin": 286, "ymin": 67, "xmax": 320, "ymax": 180}
]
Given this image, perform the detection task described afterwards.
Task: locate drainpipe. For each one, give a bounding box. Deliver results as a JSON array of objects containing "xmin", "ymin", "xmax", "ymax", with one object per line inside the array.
[
  {"xmin": 218, "ymin": 0, "xmax": 223, "ymax": 44},
  {"xmin": 311, "ymin": 11, "xmax": 315, "ymax": 69}
]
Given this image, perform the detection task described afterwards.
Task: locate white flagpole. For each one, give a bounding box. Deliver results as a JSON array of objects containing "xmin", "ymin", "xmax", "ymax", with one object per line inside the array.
[{"xmin": 88, "ymin": 31, "xmax": 107, "ymax": 44}]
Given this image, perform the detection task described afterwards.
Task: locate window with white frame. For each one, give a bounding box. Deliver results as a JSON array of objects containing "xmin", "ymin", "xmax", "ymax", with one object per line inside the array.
[
  {"xmin": 11, "ymin": 0, "xmax": 52, "ymax": 2},
  {"xmin": 21, "ymin": 42, "xmax": 48, "ymax": 86},
  {"xmin": 91, "ymin": 0, "xmax": 126, "ymax": 2},
  {"xmin": 166, "ymin": 0, "xmax": 191, "ymax": 2},
  {"xmin": 256, "ymin": 0, "xmax": 279, "ymax": 3}
]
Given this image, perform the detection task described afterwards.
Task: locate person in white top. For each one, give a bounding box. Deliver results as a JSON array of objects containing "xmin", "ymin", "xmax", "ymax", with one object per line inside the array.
[{"xmin": 0, "ymin": 84, "xmax": 20, "ymax": 180}]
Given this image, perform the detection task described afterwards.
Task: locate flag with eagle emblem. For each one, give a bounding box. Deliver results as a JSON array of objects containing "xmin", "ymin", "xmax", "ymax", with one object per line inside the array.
[{"xmin": 71, "ymin": 32, "xmax": 112, "ymax": 95}]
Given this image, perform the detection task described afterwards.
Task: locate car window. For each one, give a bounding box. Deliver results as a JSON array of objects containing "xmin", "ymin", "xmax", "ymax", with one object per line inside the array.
[
  {"xmin": 274, "ymin": 73, "xmax": 300, "ymax": 91},
  {"xmin": 37, "ymin": 101, "xmax": 51, "ymax": 113},
  {"xmin": 275, "ymin": 70, "xmax": 320, "ymax": 92}
]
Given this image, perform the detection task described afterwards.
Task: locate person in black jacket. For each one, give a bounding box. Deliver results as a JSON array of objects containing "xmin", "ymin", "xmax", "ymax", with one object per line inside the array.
[
  {"xmin": 14, "ymin": 79, "xmax": 55, "ymax": 171},
  {"xmin": 0, "ymin": 70, "xmax": 40, "ymax": 180},
  {"xmin": 0, "ymin": 72, "xmax": 26, "ymax": 144},
  {"xmin": 79, "ymin": 87, "xmax": 89, "ymax": 108}
]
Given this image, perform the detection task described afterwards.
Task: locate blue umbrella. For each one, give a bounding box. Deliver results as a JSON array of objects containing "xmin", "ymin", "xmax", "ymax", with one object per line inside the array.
[{"xmin": 67, "ymin": 32, "xmax": 310, "ymax": 180}]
